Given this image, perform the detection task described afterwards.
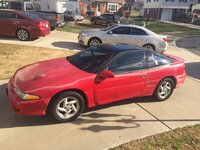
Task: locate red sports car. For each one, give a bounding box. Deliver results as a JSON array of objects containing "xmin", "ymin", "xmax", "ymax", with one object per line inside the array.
[
  {"xmin": 0, "ymin": 9, "xmax": 50, "ymax": 41},
  {"xmin": 7, "ymin": 44, "xmax": 186, "ymax": 122}
]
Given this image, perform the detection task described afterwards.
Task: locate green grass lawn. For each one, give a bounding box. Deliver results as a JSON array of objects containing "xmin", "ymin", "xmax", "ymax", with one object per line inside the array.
[
  {"xmin": 58, "ymin": 20, "xmax": 200, "ymax": 39},
  {"xmin": 111, "ymin": 124, "xmax": 200, "ymax": 150}
]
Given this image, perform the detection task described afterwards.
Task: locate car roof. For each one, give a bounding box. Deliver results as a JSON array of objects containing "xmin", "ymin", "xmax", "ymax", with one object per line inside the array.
[
  {"xmin": 99, "ymin": 43, "xmax": 145, "ymax": 53},
  {"xmin": 0, "ymin": 9, "xmax": 22, "ymax": 13}
]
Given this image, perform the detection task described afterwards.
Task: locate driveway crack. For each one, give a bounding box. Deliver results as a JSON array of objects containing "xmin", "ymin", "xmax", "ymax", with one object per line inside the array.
[{"xmin": 135, "ymin": 103, "xmax": 173, "ymax": 130}]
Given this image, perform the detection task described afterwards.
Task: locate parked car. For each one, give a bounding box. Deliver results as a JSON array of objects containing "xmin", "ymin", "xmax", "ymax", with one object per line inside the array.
[
  {"xmin": 7, "ymin": 44, "xmax": 186, "ymax": 122},
  {"xmin": 78, "ymin": 24, "xmax": 168, "ymax": 53},
  {"xmin": 64, "ymin": 10, "xmax": 84, "ymax": 21},
  {"xmin": 0, "ymin": 1, "xmax": 65, "ymax": 30},
  {"xmin": 91, "ymin": 14, "xmax": 122, "ymax": 27},
  {"xmin": 0, "ymin": 9, "xmax": 50, "ymax": 41}
]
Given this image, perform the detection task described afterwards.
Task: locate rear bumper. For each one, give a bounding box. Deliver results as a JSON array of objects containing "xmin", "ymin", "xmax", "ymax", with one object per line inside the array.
[
  {"xmin": 78, "ymin": 35, "xmax": 90, "ymax": 46},
  {"xmin": 175, "ymin": 73, "xmax": 186, "ymax": 88},
  {"xmin": 31, "ymin": 28, "xmax": 50, "ymax": 39},
  {"xmin": 7, "ymin": 80, "xmax": 49, "ymax": 116}
]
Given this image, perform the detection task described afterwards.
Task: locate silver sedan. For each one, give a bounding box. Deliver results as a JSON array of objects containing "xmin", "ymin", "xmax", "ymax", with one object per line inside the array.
[{"xmin": 78, "ymin": 24, "xmax": 167, "ymax": 53}]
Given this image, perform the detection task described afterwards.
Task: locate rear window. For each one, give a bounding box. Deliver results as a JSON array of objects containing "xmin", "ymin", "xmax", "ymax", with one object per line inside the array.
[
  {"xmin": 10, "ymin": 2, "xmax": 22, "ymax": 11},
  {"xmin": 23, "ymin": 12, "xmax": 41, "ymax": 20},
  {"xmin": 114, "ymin": 15, "xmax": 120, "ymax": 20},
  {"xmin": 0, "ymin": 2, "xmax": 9, "ymax": 9}
]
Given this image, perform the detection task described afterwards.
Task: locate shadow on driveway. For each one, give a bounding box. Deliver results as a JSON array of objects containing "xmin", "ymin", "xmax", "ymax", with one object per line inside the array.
[
  {"xmin": 1, "ymin": 82, "xmax": 200, "ymax": 131},
  {"xmin": 186, "ymin": 62, "xmax": 200, "ymax": 80},
  {"xmin": 52, "ymin": 41, "xmax": 85, "ymax": 51}
]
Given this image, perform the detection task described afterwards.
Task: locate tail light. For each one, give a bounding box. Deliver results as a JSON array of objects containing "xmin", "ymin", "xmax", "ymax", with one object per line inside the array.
[
  {"xmin": 37, "ymin": 21, "xmax": 49, "ymax": 28},
  {"xmin": 56, "ymin": 15, "xmax": 59, "ymax": 23},
  {"xmin": 163, "ymin": 37, "xmax": 167, "ymax": 43}
]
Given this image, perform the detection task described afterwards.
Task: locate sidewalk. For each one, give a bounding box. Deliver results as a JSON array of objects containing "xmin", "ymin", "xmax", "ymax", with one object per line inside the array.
[{"xmin": 161, "ymin": 20, "xmax": 200, "ymax": 30}]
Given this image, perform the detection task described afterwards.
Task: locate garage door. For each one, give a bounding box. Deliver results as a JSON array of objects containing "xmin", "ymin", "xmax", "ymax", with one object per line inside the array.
[{"xmin": 161, "ymin": 9, "xmax": 173, "ymax": 21}]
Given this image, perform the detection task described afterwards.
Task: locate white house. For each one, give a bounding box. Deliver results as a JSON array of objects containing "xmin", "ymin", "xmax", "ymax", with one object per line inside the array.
[
  {"xmin": 143, "ymin": 0, "xmax": 200, "ymax": 20},
  {"xmin": 35, "ymin": 0, "xmax": 80, "ymax": 13}
]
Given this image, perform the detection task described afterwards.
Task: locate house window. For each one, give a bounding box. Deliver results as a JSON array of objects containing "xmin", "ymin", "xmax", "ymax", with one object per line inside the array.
[
  {"xmin": 107, "ymin": 3, "xmax": 118, "ymax": 12},
  {"xmin": 165, "ymin": 0, "xmax": 174, "ymax": 2},
  {"xmin": 147, "ymin": 0, "xmax": 151, "ymax": 3},
  {"xmin": 154, "ymin": 0, "xmax": 159, "ymax": 2},
  {"xmin": 86, "ymin": 3, "xmax": 91, "ymax": 12},
  {"xmin": 179, "ymin": 0, "xmax": 187, "ymax": 2}
]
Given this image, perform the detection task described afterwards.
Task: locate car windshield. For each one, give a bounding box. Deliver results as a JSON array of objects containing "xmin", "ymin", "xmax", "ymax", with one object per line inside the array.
[
  {"xmin": 23, "ymin": 12, "xmax": 41, "ymax": 20},
  {"xmin": 67, "ymin": 46, "xmax": 116, "ymax": 73},
  {"xmin": 101, "ymin": 24, "xmax": 118, "ymax": 31}
]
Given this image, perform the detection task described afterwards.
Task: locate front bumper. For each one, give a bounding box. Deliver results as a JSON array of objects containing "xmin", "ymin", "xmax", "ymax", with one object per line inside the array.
[
  {"xmin": 7, "ymin": 80, "xmax": 49, "ymax": 116},
  {"xmin": 78, "ymin": 35, "xmax": 90, "ymax": 46}
]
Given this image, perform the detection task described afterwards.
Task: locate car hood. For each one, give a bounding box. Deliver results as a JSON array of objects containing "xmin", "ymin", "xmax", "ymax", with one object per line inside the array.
[{"xmin": 13, "ymin": 57, "xmax": 92, "ymax": 92}]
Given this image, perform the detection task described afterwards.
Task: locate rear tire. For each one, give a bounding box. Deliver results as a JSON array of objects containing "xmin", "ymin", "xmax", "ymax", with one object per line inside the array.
[
  {"xmin": 106, "ymin": 22, "xmax": 111, "ymax": 27},
  {"xmin": 154, "ymin": 78, "xmax": 174, "ymax": 101},
  {"xmin": 17, "ymin": 29, "xmax": 29, "ymax": 41},
  {"xmin": 92, "ymin": 20, "xmax": 96, "ymax": 25},
  {"xmin": 50, "ymin": 91, "xmax": 85, "ymax": 122}
]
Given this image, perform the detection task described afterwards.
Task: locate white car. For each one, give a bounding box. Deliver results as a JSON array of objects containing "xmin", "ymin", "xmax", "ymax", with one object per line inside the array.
[
  {"xmin": 64, "ymin": 10, "xmax": 84, "ymax": 21},
  {"xmin": 78, "ymin": 24, "xmax": 167, "ymax": 53}
]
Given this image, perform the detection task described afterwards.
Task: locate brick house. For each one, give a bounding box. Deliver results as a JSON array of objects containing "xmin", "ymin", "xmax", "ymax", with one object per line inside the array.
[
  {"xmin": 143, "ymin": 0, "xmax": 200, "ymax": 21},
  {"xmin": 80, "ymin": 0, "xmax": 126, "ymax": 16}
]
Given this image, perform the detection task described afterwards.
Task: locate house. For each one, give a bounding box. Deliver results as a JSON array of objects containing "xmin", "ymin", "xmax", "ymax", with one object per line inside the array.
[
  {"xmin": 79, "ymin": 0, "xmax": 126, "ymax": 16},
  {"xmin": 143, "ymin": 0, "xmax": 200, "ymax": 21}
]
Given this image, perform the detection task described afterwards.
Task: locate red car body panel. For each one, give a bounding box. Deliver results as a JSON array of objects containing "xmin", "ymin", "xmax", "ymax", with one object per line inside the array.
[
  {"xmin": 7, "ymin": 54, "xmax": 186, "ymax": 116},
  {"xmin": 0, "ymin": 9, "xmax": 50, "ymax": 39}
]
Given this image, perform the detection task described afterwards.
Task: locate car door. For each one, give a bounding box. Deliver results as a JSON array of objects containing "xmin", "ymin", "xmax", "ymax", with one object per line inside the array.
[
  {"xmin": 95, "ymin": 51, "xmax": 147, "ymax": 105},
  {"xmin": 125, "ymin": 27, "xmax": 148, "ymax": 47},
  {"xmin": 1, "ymin": 11, "xmax": 19, "ymax": 36},
  {"xmin": 106, "ymin": 26, "xmax": 131, "ymax": 44},
  {"xmin": 0, "ymin": 11, "xmax": 5, "ymax": 35},
  {"xmin": 97, "ymin": 15, "xmax": 106, "ymax": 25}
]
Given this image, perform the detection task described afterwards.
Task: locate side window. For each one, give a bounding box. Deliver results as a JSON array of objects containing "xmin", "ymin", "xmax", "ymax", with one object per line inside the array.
[
  {"xmin": 145, "ymin": 50, "xmax": 155, "ymax": 68},
  {"xmin": 5, "ymin": 12, "xmax": 17, "ymax": 19},
  {"xmin": 16, "ymin": 15, "xmax": 25, "ymax": 20},
  {"xmin": 153, "ymin": 53, "xmax": 171, "ymax": 66},
  {"xmin": 10, "ymin": 2, "xmax": 22, "ymax": 11},
  {"xmin": 131, "ymin": 27, "xmax": 147, "ymax": 35},
  {"xmin": 0, "ymin": 12, "xmax": 4, "ymax": 19},
  {"xmin": 108, "ymin": 51, "xmax": 145, "ymax": 74},
  {"xmin": 111, "ymin": 27, "xmax": 130, "ymax": 34}
]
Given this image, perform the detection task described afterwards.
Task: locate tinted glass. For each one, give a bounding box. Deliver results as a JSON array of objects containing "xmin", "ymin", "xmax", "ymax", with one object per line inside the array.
[
  {"xmin": 114, "ymin": 15, "xmax": 120, "ymax": 20},
  {"xmin": 23, "ymin": 12, "xmax": 41, "ymax": 20},
  {"xmin": 131, "ymin": 27, "xmax": 147, "ymax": 35},
  {"xmin": 112, "ymin": 27, "xmax": 130, "ymax": 34},
  {"xmin": 108, "ymin": 51, "xmax": 145, "ymax": 74},
  {"xmin": 107, "ymin": 15, "xmax": 114, "ymax": 20},
  {"xmin": 68, "ymin": 46, "xmax": 115, "ymax": 73},
  {"xmin": 5, "ymin": 12, "xmax": 17, "ymax": 19},
  {"xmin": 10, "ymin": 2, "xmax": 22, "ymax": 10},
  {"xmin": 0, "ymin": 2, "xmax": 9, "ymax": 9},
  {"xmin": 0, "ymin": 12, "xmax": 3, "ymax": 18},
  {"xmin": 145, "ymin": 50, "xmax": 155, "ymax": 68},
  {"xmin": 25, "ymin": 3, "xmax": 35, "ymax": 11},
  {"xmin": 153, "ymin": 53, "xmax": 172, "ymax": 66}
]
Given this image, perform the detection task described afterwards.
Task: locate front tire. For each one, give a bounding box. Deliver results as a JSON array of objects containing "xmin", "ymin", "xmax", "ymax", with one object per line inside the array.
[
  {"xmin": 154, "ymin": 78, "xmax": 174, "ymax": 101},
  {"xmin": 143, "ymin": 44, "xmax": 155, "ymax": 51},
  {"xmin": 50, "ymin": 91, "xmax": 85, "ymax": 122},
  {"xmin": 17, "ymin": 29, "xmax": 29, "ymax": 41},
  {"xmin": 88, "ymin": 38, "xmax": 102, "ymax": 47}
]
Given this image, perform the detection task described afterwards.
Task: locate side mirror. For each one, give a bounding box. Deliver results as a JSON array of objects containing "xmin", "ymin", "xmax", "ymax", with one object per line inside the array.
[
  {"xmin": 108, "ymin": 31, "xmax": 113, "ymax": 34},
  {"xmin": 98, "ymin": 70, "xmax": 115, "ymax": 79}
]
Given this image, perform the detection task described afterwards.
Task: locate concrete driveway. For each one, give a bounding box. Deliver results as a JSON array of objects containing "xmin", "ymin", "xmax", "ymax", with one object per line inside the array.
[
  {"xmin": 0, "ymin": 30, "xmax": 82, "ymax": 51},
  {"xmin": 0, "ymin": 33, "xmax": 200, "ymax": 150}
]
